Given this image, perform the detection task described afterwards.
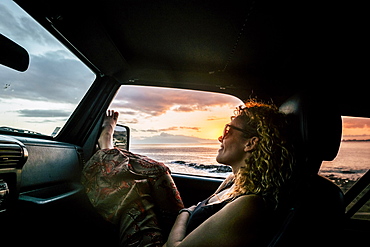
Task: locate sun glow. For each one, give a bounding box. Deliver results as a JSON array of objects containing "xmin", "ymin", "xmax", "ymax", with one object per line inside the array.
[{"xmin": 111, "ymin": 86, "xmax": 243, "ymax": 144}]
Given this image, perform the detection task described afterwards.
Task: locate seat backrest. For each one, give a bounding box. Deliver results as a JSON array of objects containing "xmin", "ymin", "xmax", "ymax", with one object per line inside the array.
[
  {"xmin": 279, "ymin": 93, "xmax": 342, "ymax": 174},
  {"xmin": 268, "ymin": 175, "xmax": 344, "ymax": 246},
  {"xmin": 268, "ymin": 93, "xmax": 345, "ymax": 246}
]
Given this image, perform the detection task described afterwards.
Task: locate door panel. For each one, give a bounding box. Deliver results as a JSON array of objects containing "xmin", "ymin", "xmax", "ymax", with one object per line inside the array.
[
  {"xmin": 0, "ymin": 134, "xmax": 107, "ymax": 246},
  {"xmin": 19, "ymin": 138, "xmax": 83, "ymax": 190}
]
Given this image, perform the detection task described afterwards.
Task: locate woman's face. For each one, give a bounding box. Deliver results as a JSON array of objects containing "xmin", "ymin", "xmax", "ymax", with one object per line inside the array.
[{"xmin": 216, "ymin": 117, "xmax": 249, "ymax": 167}]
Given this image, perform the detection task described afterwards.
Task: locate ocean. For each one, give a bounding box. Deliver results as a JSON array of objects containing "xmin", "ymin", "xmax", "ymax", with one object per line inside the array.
[
  {"xmin": 130, "ymin": 141, "xmax": 370, "ymax": 191},
  {"xmin": 130, "ymin": 143, "xmax": 226, "ymax": 177}
]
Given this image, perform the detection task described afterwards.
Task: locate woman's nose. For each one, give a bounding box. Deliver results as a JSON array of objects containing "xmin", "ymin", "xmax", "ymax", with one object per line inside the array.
[{"xmin": 218, "ymin": 136, "xmax": 223, "ymax": 143}]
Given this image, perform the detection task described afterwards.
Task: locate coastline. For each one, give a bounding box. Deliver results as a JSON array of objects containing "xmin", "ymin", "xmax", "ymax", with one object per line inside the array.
[
  {"xmin": 170, "ymin": 160, "xmax": 358, "ymax": 192},
  {"xmin": 325, "ymin": 175, "xmax": 356, "ymax": 192},
  {"xmin": 131, "ymin": 142, "xmax": 368, "ymax": 193}
]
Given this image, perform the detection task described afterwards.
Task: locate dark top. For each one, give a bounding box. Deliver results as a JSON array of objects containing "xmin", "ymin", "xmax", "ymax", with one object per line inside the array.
[
  {"xmin": 186, "ymin": 196, "xmax": 232, "ymax": 234},
  {"xmin": 186, "ymin": 181, "xmax": 247, "ymax": 235}
]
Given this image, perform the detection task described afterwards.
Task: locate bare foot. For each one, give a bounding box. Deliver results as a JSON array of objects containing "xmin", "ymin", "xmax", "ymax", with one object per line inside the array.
[{"xmin": 98, "ymin": 110, "xmax": 119, "ymax": 149}]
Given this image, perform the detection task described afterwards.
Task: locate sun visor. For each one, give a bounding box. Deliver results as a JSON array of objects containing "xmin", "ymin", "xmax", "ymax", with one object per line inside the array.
[{"xmin": 0, "ymin": 34, "xmax": 29, "ymax": 72}]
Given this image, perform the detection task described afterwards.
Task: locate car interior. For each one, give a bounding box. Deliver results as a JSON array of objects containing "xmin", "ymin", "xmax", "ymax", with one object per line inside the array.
[{"xmin": 0, "ymin": 0, "xmax": 368, "ymax": 246}]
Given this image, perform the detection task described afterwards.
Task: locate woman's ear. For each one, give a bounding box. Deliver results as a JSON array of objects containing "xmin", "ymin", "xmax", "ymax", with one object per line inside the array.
[{"xmin": 244, "ymin": 136, "xmax": 259, "ymax": 152}]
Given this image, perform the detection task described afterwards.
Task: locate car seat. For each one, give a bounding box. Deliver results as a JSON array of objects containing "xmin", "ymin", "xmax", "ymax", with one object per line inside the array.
[{"xmin": 268, "ymin": 93, "xmax": 345, "ymax": 246}]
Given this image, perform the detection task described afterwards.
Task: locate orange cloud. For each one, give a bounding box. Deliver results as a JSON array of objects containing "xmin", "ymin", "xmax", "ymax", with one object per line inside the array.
[
  {"xmin": 343, "ymin": 117, "xmax": 370, "ymax": 129},
  {"xmin": 140, "ymin": 126, "xmax": 200, "ymax": 133},
  {"xmin": 111, "ymin": 85, "xmax": 242, "ymax": 117},
  {"xmin": 342, "ymin": 117, "xmax": 370, "ymax": 138}
]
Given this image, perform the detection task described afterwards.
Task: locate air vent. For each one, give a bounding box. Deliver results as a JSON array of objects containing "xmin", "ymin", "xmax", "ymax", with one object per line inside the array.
[{"xmin": 0, "ymin": 138, "xmax": 28, "ymax": 169}]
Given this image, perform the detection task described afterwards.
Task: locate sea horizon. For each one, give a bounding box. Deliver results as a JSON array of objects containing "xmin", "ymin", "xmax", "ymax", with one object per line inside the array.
[{"xmin": 130, "ymin": 142, "xmax": 370, "ymax": 192}]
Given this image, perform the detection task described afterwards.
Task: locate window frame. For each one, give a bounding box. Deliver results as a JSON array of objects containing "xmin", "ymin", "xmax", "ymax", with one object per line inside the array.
[
  {"xmin": 345, "ymin": 170, "xmax": 370, "ymax": 219},
  {"xmin": 0, "ymin": 0, "xmax": 98, "ymax": 140}
]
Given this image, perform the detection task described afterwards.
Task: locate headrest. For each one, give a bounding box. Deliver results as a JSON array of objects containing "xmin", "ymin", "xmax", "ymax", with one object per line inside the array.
[{"xmin": 279, "ymin": 93, "xmax": 342, "ymax": 174}]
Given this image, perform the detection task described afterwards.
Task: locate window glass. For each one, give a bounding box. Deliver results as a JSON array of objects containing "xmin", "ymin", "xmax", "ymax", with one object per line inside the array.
[
  {"xmin": 319, "ymin": 117, "xmax": 370, "ymax": 220},
  {"xmin": 0, "ymin": 0, "xmax": 95, "ymax": 137},
  {"xmin": 110, "ymin": 85, "xmax": 244, "ymax": 178},
  {"xmin": 320, "ymin": 117, "xmax": 370, "ymax": 193}
]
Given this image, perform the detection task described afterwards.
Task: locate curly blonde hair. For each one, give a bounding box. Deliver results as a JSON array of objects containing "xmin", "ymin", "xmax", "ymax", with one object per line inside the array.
[{"xmin": 229, "ymin": 100, "xmax": 296, "ymax": 209}]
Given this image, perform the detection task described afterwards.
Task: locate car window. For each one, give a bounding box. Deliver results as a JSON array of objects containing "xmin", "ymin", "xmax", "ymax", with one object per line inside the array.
[
  {"xmin": 319, "ymin": 117, "xmax": 370, "ymax": 220},
  {"xmin": 320, "ymin": 117, "xmax": 370, "ymax": 192},
  {"xmin": 110, "ymin": 85, "xmax": 244, "ymax": 178},
  {"xmin": 0, "ymin": 0, "xmax": 95, "ymax": 137}
]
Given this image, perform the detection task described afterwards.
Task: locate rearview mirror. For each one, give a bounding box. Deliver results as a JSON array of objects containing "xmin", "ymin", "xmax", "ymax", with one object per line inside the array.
[
  {"xmin": 0, "ymin": 34, "xmax": 30, "ymax": 72},
  {"xmin": 113, "ymin": 124, "xmax": 130, "ymax": 151}
]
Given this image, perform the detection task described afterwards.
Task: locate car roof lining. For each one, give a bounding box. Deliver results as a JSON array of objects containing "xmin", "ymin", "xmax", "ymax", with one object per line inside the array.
[{"xmin": 14, "ymin": 0, "xmax": 367, "ymax": 117}]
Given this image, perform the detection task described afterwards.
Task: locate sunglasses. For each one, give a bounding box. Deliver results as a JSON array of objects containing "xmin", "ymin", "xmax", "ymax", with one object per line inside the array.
[{"xmin": 218, "ymin": 124, "xmax": 251, "ymax": 142}]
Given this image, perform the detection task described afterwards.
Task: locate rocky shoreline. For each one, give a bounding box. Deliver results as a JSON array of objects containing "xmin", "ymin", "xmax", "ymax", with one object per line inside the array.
[
  {"xmin": 325, "ymin": 174, "xmax": 357, "ymax": 192},
  {"xmin": 171, "ymin": 161, "xmax": 232, "ymax": 173},
  {"xmin": 171, "ymin": 160, "xmax": 359, "ymax": 192}
]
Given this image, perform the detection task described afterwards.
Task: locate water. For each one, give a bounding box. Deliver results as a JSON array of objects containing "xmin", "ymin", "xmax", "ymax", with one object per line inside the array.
[
  {"xmin": 130, "ymin": 142, "xmax": 370, "ymax": 189},
  {"xmin": 321, "ymin": 141, "xmax": 370, "ymax": 180},
  {"xmin": 131, "ymin": 143, "xmax": 229, "ymax": 177}
]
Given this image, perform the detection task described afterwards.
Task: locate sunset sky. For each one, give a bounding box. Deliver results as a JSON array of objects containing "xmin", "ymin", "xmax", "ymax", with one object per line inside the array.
[
  {"xmin": 1, "ymin": 0, "xmax": 370, "ymax": 144},
  {"xmin": 342, "ymin": 117, "xmax": 370, "ymax": 140},
  {"xmin": 110, "ymin": 86, "xmax": 244, "ymax": 143}
]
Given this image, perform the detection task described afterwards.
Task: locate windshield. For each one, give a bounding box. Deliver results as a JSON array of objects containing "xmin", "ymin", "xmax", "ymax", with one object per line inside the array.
[{"xmin": 0, "ymin": 0, "xmax": 95, "ymax": 137}]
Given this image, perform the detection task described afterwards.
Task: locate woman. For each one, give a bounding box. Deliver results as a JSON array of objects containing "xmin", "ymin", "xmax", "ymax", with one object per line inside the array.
[
  {"xmin": 164, "ymin": 100, "xmax": 297, "ymax": 247},
  {"xmin": 83, "ymin": 100, "xmax": 297, "ymax": 247}
]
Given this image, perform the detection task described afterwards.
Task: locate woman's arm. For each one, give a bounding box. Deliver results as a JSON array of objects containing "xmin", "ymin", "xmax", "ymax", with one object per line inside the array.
[
  {"xmin": 163, "ymin": 206, "xmax": 197, "ymax": 247},
  {"xmin": 164, "ymin": 195, "xmax": 266, "ymax": 247},
  {"xmin": 163, "ymin": 210, "xmax": 190, "ymax": 247}
]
